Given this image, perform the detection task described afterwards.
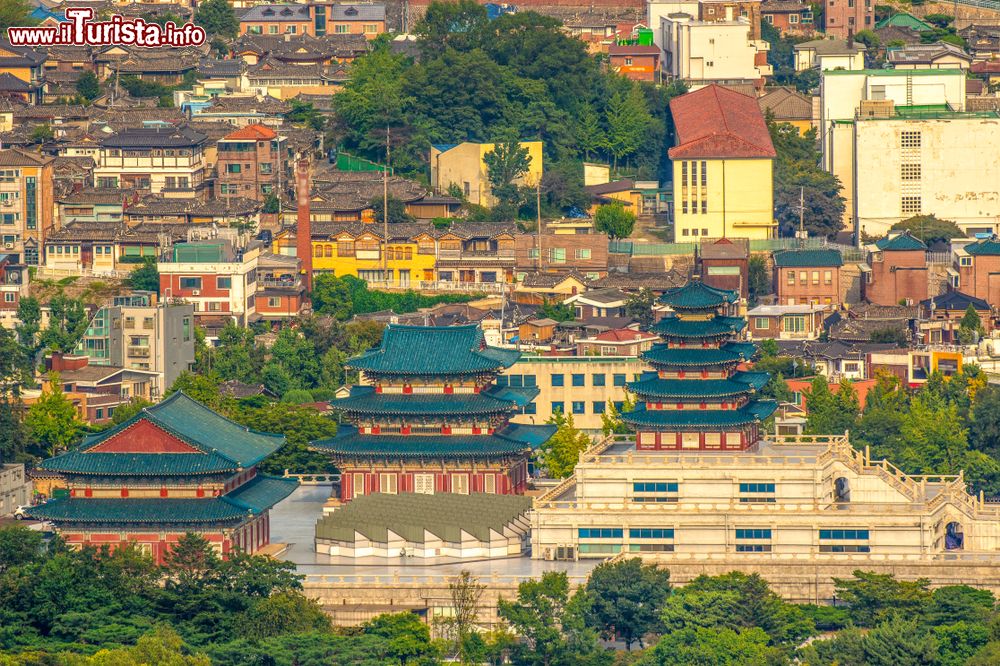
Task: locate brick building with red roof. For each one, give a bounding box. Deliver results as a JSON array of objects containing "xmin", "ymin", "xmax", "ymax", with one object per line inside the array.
[
  {"xmin": 215, "ymin": 124, "xmax": 291, "ymax": 201},
  {"xmin": 607, "ymin": 44, "xmax": 660, "ymax": 82},
  {"xmin": 668, "ymin": 85, "xmax": 777, "ymax": 241}
]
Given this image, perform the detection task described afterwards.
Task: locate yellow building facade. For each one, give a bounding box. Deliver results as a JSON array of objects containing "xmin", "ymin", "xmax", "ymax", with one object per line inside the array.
[
  {"xmin": 430, "ymin": 141, "xmax": 543, "ymax": 207},
  {"xmin": 308, "ymin": 228, "xmax": 437, "ymax": 288},
  {"xmin": 671, "ymin": 157, "xmax": 776, "ymax": 241}
]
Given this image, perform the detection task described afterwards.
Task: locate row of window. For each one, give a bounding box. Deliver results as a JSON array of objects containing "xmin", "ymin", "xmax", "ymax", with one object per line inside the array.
[
  {"xmin": 578, "ymin": 527, "xmax": 870, "ymax": 546},
  {"xmin": 784, "ymin": 270, "xmax": 834, "ymax": 286},
  {"xmin": 551, "ymin": 373, "xmax": 631, "ymax": 387},
  {"xmin": 551, "ymin": 401, "xmax": 625, "ymax": 415},
  {"xmin": 178, "ymin": 276, "xmax": 232, "ymax": 290}
]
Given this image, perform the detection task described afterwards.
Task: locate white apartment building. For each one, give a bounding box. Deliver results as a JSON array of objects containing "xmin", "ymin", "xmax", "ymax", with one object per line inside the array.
[
  {"xmin": 817, "ymin": 69, "xmax": 1000, "ymax": 239},
  {"xmin": 660, "ymin": 13, "xmax": 771, "ymax": 88}
]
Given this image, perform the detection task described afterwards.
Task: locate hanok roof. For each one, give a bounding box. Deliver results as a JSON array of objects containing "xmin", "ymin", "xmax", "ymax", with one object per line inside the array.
[
  {"xmin": 793, "ymin": 38, "xmax": 866, "ymax": 55},
  {"xmin": 0, "ymin": 73, "xmax": 32, "ymax": 93},
  {"xmin": 315, "ymin": 492, "xmax": 531, "ymax": 544},
  {"xmin": 102, "ymin": 126, "xmax": 207, "ymax": 148},
  {"xmin": 651, "ymin": 315, "xmax": 747, "ymax": 338},
  {"xmin": 311, "ymin": 424, "xmax": 555, "ymax": 459},
  {"xmin": 241, "ymin": 4, "xmax": 311, "ymax": 22},
  {"xmin": 700, "ymin": 237, "xmax": 748, "ymax": 260},
  {"xmin": 921, "ymin": 291, "xmax": 990, "ymax": 311},
  {"xmin": 347, "ymin": 324, "xmax": 520, "ymax": 376},
  {"xmin": 621, "ymin": 400, "xmax": 778, "ymax": 429},
  {"xmin": 772, "ymin": 248, "xmax": 844, "ymax": 267},
  {"xmin": 38, "ymin": 392, "xmax": 285, "ymax": 476},
  {"xmin": 875, "ymin": 231, "xmax": 927, "ymax": 251},
  {"xmin": 757, "ymin": 86, "xmax": 813, "ymax": 122},
  {"xmin": 643, "ymin": 341, "xmax": 757, "ymax": 366},
  {"xmin": 588, "ymin": 271, "xmax": 686, "ymax": 292},
  {"xmin": 331, "ymin": 384, "xmax": 530, "ymax": 417},
  {"xmin": 628, "ymin": 370, "xmax": 768, "ymax": 398},
  {"xmin": 658, "ymin": 281, "xmax": 738, "ymax": 309},
  {"xmin": 887, "ymin": 42, "xmax": 972, "ymax": 65},
  {"xmin": 520, "ymin": 271, "xmax": 589, "ymax": 288},
  {"xmin": 963, "ymin": 237, "xmax": 1000, "ymax": 256},
  {"xmin": 0, "ymin": 148, "xmax": 53, "ymax": 167},
  {"xmin": 669, "ymin": 85, "xmax": 777, "ymax": 160}
]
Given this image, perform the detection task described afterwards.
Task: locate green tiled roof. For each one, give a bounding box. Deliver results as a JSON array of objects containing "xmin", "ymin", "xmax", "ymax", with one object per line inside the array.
[
  {"xmin": 627, "ymin": 371, "xmax": 769, "ymax": 398},
  {"xmin": 964, "ymin": 238, "xmax": 1000, "ymax": 256},
  {"xmin": 484, "ymin": 384, "xmax": 540, "ymax": 408},
  {"xmin": 331, "ymin": 387, "xmax": 521, "ymax": 417},
  {"xmin": 642, "ymin": 341, "xmax": 757, "ymax": 367},
  {"xmin": 875, "ymin": 12, "xmax": 933, "ymax": 31},
  {"xmin": 26, "ymin": 475, "xmax": 297, "ymax": 524},
  {"xmin": 621, "ymin": 400, "xmax": 778, "ymax": 429},
  {"xmin": 772, "ymin": 248, "xmax": 844, "ymax": 268},
  {"xmin": 39, "ymin": 392, "xmax": 285, "ymax": 476},
  {"xmin": 315, "ymin": 493, "xmax": 532, "ymax": 544},
  {"xmin": 311, "ymin": 424, "xmax": 556, "ymax": 459},
  {"xmin": 652, "ymin": 315, "xmax": 746, "ymax": 338},
  {"xmin": 348, "ymin": 324, "xmax": 521, "ymax": 376},
  {"xmin": 875, "ymin": 233, "xmax": 927, "ymax": 251},
  {"xmin": 658, "ymin": 282, "xmax": 738, "ymax": 310}
]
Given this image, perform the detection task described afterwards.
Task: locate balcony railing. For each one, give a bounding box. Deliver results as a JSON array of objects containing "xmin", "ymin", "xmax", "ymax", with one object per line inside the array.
[
  {"xmin": 127, "ymin": 346, "xmax": 150, "ymax": 357},
  {"xmin": 437, "ymin": 248, "xmax": 516, "ymax": 261},
  {"xmin": 259, "ymin": 278, "xmax": 301, "ymax": 289},
  {"xmin": 418, "ymin": 280, "xmax": 506, "ymax": 294}
]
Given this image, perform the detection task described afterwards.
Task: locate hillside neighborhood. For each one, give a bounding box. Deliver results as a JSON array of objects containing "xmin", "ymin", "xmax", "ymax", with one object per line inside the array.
[{"xmin": 4, "ymin": 0, "xmax": 1000, "ymax": 662}]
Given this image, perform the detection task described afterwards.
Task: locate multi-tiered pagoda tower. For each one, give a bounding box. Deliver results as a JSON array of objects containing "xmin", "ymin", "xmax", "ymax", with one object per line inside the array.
[
  {"xmin": 313, "ymin": 324, "xmax": 555, "ymax": 501},
  {"xmin": 622, "ymin": 281, "xmax": 776, "ymax": 450}
]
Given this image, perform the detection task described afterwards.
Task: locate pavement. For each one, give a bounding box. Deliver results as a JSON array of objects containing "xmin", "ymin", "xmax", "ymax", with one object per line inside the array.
[{"xmin": 271, "ymin": 485, "xmax": 599, "ymax": 580}]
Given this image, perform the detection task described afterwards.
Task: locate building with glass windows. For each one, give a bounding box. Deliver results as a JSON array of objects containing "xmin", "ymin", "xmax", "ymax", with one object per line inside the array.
[{"xmin": 532, "ymin": 281, "xmax": 1000, "ymax": 564}]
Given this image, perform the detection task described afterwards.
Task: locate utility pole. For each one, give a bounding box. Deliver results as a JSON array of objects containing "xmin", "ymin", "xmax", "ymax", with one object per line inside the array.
[
  {"xmin": 383, "ymin": 124, "xmax": 389, "ymax": 280},
  {"xmin": 797, "ymin": 186, "xmax": 806, "ymax": 246},
  {"xmin": 535, "ymin": 175, "xmax": 542, "ymax": 271}
]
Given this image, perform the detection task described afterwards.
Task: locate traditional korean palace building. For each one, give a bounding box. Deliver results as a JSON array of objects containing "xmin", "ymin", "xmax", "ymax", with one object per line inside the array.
[
  {"xmin": 27, "ymin": 392, "xmax": 297, "ymax": 563},
  {"xmin": 312, "ymin": 324, "xmax": 555, "ymax": 502},
  {"xmin": 624, "ymin": 281, "xmax": 774, "ymax": 451},
  {"xmin": 531, "ymin": 282, "xmax": 1000, "ymax": 567}
]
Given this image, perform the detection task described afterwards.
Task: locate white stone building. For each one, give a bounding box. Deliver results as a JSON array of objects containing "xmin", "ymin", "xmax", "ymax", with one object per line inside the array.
[{"xmin": 659, "ymin": 14, "xmax": 771, "ymax": 88}]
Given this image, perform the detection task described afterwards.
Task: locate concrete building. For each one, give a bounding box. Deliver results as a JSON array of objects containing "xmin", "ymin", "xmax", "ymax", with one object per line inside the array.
[
  {"xmin": 239, "ymin": 3, "xmax": 386, "ymax": 39},
  {"xmin": 608, "ymin": 44, "xmax": 661, "ymax": 82},
  {"xmin": 823, "ymin": 0, "xmax": 873, "ymax": 38},
  {"xmin": 74, "ymin": 292, "xmax": 195, "ymax": 396},
  {"xmin": 818, "ymin": 69, "xmax": 990, "ymax": 238},
  {"xmin": 95, "ymin": 126, "xmax": 208, "ymax": 197},
  {"xmin": 0, "ymin": 252, "xmax": 29, "ymax": 323},
  {"xmin": 772, "ymin": 248, "xmax": 843, "ymax": 305},
  {"xmin": 793, "ymin": 38, "xmax": 865, "ymax": 72},
  {"xmin": 648, "ymin": 0, "xmax": 762, "ymax": 48},
  {"xmin": 660, "ymin": 13, "xmax": 772, "ymax": 89},
  {"xmin": 0, "ymin": 148, "xmax": 54, "ymax": 267},
  {"xmin": 862, "ymin": 231, "xmax": 929, "ymax": 306},
  {"xmin": 761, "ymin": 1, "xmax": 814, "ymax": 33},
  {"xmin": 669, "ymin": 85, "xmax": 777, "ymax": 241},
  {"xmin": 748, "ymin": 303, "xmax": 828, "ymax": 339},
  {"xmin": 953, "ymin": 237, "xmax": 1000, "ymax": 309},
  {"xmin": 576, "ymin": 329, "xmax": 660, "ymax": 357},
  {"xmin": 215, "ymin": 124, "xmax": 291, "ymax": 200},
  {"xmin": 887, "ymin": 42, "xmax": 973, "ymax": 71},
  {"xmin": 0, "ymin": 463, "xmax": 31, "ymax": 517},
  {"xmin": 698, "ymin": 237, "xmax": 749, "ymax": 299},
  {"xmin": 430, "ymin": 141, "xmax": 543, "ymax": 208}
]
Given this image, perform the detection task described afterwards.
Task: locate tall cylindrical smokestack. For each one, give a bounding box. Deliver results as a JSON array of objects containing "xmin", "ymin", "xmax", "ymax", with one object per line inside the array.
[{"xmin": 296, "ymin": 159, "xmax": 312, "ymax": 293}]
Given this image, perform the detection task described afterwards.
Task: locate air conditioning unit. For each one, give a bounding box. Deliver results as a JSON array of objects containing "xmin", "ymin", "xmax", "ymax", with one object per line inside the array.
[
  {"xmin": 3, "ymin": 243, "xmax": 13, "ymax": 249},
  {"xmin": 191, "ymin": 289, "xmax": 200, "ymax": 296}
]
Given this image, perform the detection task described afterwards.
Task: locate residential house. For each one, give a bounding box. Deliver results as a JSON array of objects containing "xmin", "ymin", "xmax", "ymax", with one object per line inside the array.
[
  {"xmin": 828, "ymin": 303, "xmax": 915, "ymax": 343},
  {"xmin": 819, "ymin": 68, "xmax": 990, "ymax": 237},
  {"xmin": 887, "ymin": 42, "xmax": 973, "ymax": 70},
  {"xmin": 100, "ymin": 46, "xmax": 200, "ymax": 86},
  {"xmin": 757, "ymin": 86, "xmax": 814, "ymax": 134},
  {"xmin": 659, "ymin": 14, "xmax": 771, "ymax": 90},
  {"xmin": 44, "ymin": 221, "xmax": 193, "ymax": 274},
  {"xmin": 918, "ymin": 291, "xmax": 993, "ymax": 345},
  {"xmin": 748, "ymin": 304, "xmax": 827, "ymax": 339},
  {"xmin": 697, "ymin": 237, "xmax": 749, "ymax": 299},
  {"xmin": 122, "ymin": 197, "xmax": 262, "ymax": 228},
  {"xmin": 513, "ymin": 234, "xmax": 609, "ymax": 280},
  {"xmin": 584, "ymin": 179, "xmax": 644, "ymax": 215},
  {"xmin": 761, "ymin": 1, "xmax": 813, "ymax": 33},
  {"xmin": 255, "ymin": 252, "xmax": 306, "ymax": 323},
  {"xmin": 433, "ymin": 223, "xmax": 518, "ymax": 288},
  {"xmin": 40, "ymin": 352, "xmax": 159, "ymax": 424},
  {"xmin": 0, "ymin": 253, "xmax": 29, "ymax": 324},
  {"xmin": 608, "ymin": 44, "xmax": 660, "ymax": 82},
  {"xmin": 953, "ymin": 237, "xmax": 1000, "ymax": 309},
  {"xmin": 514, "ymin": 272, "xmax": 590, "ymax": 304},
  {"xmin": 240, "ymin": 4, "xmax": 313, "ymax": 36},
  {"xmin": 862, "ymin": 231, "xmax": 928, "ymax": 306},
  {"xmin": 94, "ymin": 126, "xmax": 208, "ymax": 196},
  {"xmin": 777, "ymin": 339, "xmax": 895, "ymax": 379},
  {"xmin": 823, "ymin": 0, "xmax": 873, "ymax": 38},
  {"xmin": 430, "ymin": 141, "xmax": 543, "ymax": 207},
  {"xmin": 0, "ymin": 148, "xmax": 54, "ymax": 267},
  {"xmin": 869, "ymin": 348, "xmax": 963, "ymax": 388},
  {"xmin": 158, "ymin": 240, "xmax": 263, "ymax": 332},
  {"xmin": 233, "ymin": 33, "xmax": 369, "ymax": 67},
  {"xmin": 242, "ymin": 58, "xmax": 348, "ymax": 99},
  {"xmin": 0, "ymin": 39, "xmax": 46, "ymax": 104},
  {"xmin": 518, "ymin": 318, "xmax": 558, "ymax": 344},
  {"xmin": 74, "ymin": 292, "xmax": 195, "ymax": 395},
  {"xmin": 793, "ymin": 38, "xmax": 865, "ymax": 71},
  {"xmin": 669, "ymin": 85, "xmax": 777, "ymax": 241},
  {"xmin": 773, "ymin": 247, "xmax": 843, "ymax": 305},
  {"xmin": 192, "ymin": 95, "xmax": 290, "ymax": 128},
  {"xmin": 303, "ymin": 168, "xmax": 459, "ymax": 223},
  {"xmin": 961, "ymin": 24, "xmax": 1000, "ymax": 61},
  {"xmin": 216, "ymin": 124, "xmax": 291, "ymax": 200},
  {"xmin": 970, "ymin": 61, "xmax": 1000, "ymax": 89},
  {"xmin": 564, "ymin": 288, "xmax": 629, "ymax": 319},
  {"xmin": 576, "ymin": 328, "xmax": 658, "ymax": 356},
  {"xmin": 240, "ymin": 3, "xmax": 385, "ymax": 38}
]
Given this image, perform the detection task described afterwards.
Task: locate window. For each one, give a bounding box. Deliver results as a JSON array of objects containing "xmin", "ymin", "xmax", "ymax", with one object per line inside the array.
[
  {"xmin": 551, "ymin": 373, "xmax": 564, "ymax": 387},
  {"xmin": 824, "ymin": 270, "xmax": 833, "ymax": 285},
  {"xmin": 268, "ymin": 25, "xmax": 278, "ymax": 34},
  {"xmin": 592, "ymin": 373, "xmax": 605, "ymax": 386},
  {"xmin": 960, "ymin": 256, "xmax": 972, "ymax": 267},
  {"xmin": 765, "ymin": 13, "xmax": 774, "ymax": 22},
  {"xmin": 593, "ymin": 401, "xmax": 606, "ymax": 414},
  {"xmin": 352, "ymin": 473, "xmax": 364, "ymax": 498},
  {"xmin": 451, "ymin": 473, "xmax": 469, "ymax": 494},
  {"xmin": 4, "ymin": 293, "xmax": 15, "ymax": 303},
  {"xmin": 179, "ymin": 277, "xmax": 202, "ymax": 290},
  {"xmin": 755, "ymin": 317, "xmax": 769, "ymax": 330},
  {"xmin": 789, "ymin": 13, "xmax": 799, "ymax": 23},
  {"xmin": 575, "ymin": 248, "xmax": 591, "ymax": 260},
  {"xmin": 259, "ymin": 163, "xmax": 273, "ymax": 174},
  {"xmin": 901, "ymin": 196, "xmax": 921, "ymax": 215},
  {"xmin": 550, "ymin": 248, "xmax": 566, "ymax": 263},
  {"xmin": 267, "ymin": 297, "xmax": 281, "ymax": 307},
  {"xmin": 578, "ymin": 528, "xmax": 623, "ymax": 539},
  {"xmin": 735, "ymin": 528, "xmax": 773, "ymax": 552},
  {"xmin": 414, "ymin": 473, "xmax": 434, "ymax": 495},
  {"xmin": 812, "ymin": 271, "xmax": 820, "ymax": 285},
  {"xmin": 901, "ymin": 164, "xmax": 921, "ymax": 181},
  {"xmin": 572, "ymin": 401, "xmax": 586, "ymax": 414},
  {"xmin": 217, "ymin": 276, "xmax": 232, "ymax": 289},
  {"xmin": 630, "ymin": 528, "xmax": 674, "ymax": 539},
  {"xmin": 483, "ymin": 474, "xmax": 496, "ymax": 494},
  {"xmin": 572, "ymin": 373, "xmax": 585, "ymax": 387},
  {"xmin": 613, "ymin": 373, "xmax": 627, "ymax": 387},
  {"xmin": 379, "ymin": 473, "xmax": 397, "ymax": 494},
  {"xmin": 633, "ymin": 481, "xmax": 679, "ymax": 502},
  {"xmin": 901, "ymin": 131, "xmax": 921, "ymax": 148},
  {"xmin": 226, "ymin": 164, "xmax": 242, "ymax": 173},
  {"xmin": 335, "ymin": 24, "xmax": 349, "ymax": 33},
  {"xmin": 783, "ymin": 316, "xmax": 806, "ymax": 333},
  {"xmin": 364, "ymin": 23, "xmax": 379, "ymax": 33},
  {"xmin": 624, "ymin": 57, "xmax": 633, "ymax": 66},
  {"xmin": 739, "ymin": 482, "xmax": 776, "ymax": 503},
  {"xmin": 819, "ymin": 529, "xmax": 871, "ymax": 552}
]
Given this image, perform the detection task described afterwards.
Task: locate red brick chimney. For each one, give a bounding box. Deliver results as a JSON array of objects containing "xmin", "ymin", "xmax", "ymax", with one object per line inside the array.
[
  {"xmin": 295, "ymin": 159, "xmax": 313, "ymax": 293},
  {"xmin": 48, "ymin": 352, "xmax": 89, "ymax": 372}
]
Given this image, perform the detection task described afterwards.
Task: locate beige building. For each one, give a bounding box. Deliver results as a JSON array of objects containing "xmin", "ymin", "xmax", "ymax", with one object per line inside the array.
[
  {"xmin": 0, "ymin": 148, "xmax": 54, "ymax": 267},
  {"xmin": 793, "ymin": 38, "xmax": 865, "ymax": 72},
  {"xmin": 0, "ymin": 464, "xmax": 32, "ymax": 516},
  {"xmin": 429, "ymin": 141, "xmax": 543, "ymax": 207},
  {"xmin": 94, "ymin": 126, "xmax": 208, "ymax": 196},
  {"xmin": 660, "ymin": 14, "xmax": 772, "ymax": 89},
  {"xmin": 501, "ymin": 355, "xmax": 648, "ymax": 432},
  {"xmin": 533, "ymin": 433, "xmax": 1000, "ymax": 562}
]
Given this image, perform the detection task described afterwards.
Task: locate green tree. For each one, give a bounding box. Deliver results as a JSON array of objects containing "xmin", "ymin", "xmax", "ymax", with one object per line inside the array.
[
  {"xmin": 0, "ymin": 525, "xmax": 44, "ymax": 572},
  {"xmin": 538, "ymin": 297, "xmax": 575, "ymax": 322},
  {"xmin": 577, "ymin": 103, "xmax": 606, "ymax": 160},
  {"xmin": 804, "ymin": 377, "xmax": 859, "ymax": 435},
  {"xmin": 14, "ymin": 296, "xmax": 41, "ymax": 357},
  {"xmin": 600, "ymin": 392, "xmax": 635, "ymax": 436},
  {"xmin": 267, "ymin": 328, "xmax": 322, "ymax": 390},
  {"xmin": 29, "ymin": 124, "xmax": 54, "ymax": 144},
  {"xmin": 75, "ymin": 71, "xmax": 101, "ymax": 101},
  {"xmin": 363, "ymin": 612, "xmax": 438, "ymax": 664},
  {"xmin": 110, "ymin": 398, "xmax": 153, "ymax": 426},
  {"xmin": 212, "ymin": 322, "xmax": 264, "ymax": 383},
  {"xmin": 497, "ymin": 571, "xmax": 610, "ymax": 666},
  {"xmin": 442, "ymin": 571, "xmax": 485, "ymax": 660},
  {"xmin": 748, "ymin": 255, "xmax": 770, "ymax": 304},
  {"xmin": 40, "ymin": 293, "xmax": 88, "ymax": 353},
  {"xmin": 926, "ymin": 586, "xmax": 995, "ymax": 627},
  {"xmin": 605, "ymin": 86, "xmax": 653, "ymax": 173},
  {"xmin": 127, "ymin": 257, "xmax": 160, "ymax": 293},
  {"xmin": 25, "ymin": 373, "xmax": 84, "ymax": 456},
  {"xmin": 645, "ymin": 626, "xmax": 778, "ymax": 666},
  {"xmin": 594, "ymin": 201, "xmax": 636, "ymax": 239},
  {"xmin": 240, "ymin": 592, "xmax": 331, "ymax": 639},
  {"xmin": 0, "ymin": 0, "xmax": 36, "ymax": 32},
  {"xmin": 163, "ymin": 533, "xmax": 219, "ymax": 590},
  {"xmin": 233, "ymin": 402, "xmax": 338, "ymax": 474},
  {"xmin": 166, "ymin": 371, "xmax": 229, "ymax": 411},
  {"xmin": 969, "ymin": 385, "xmax": 1000, "ymax": 458},
  {"xmin": 891, "ymin": 214, "xmax": 964, "ymax": 245},
  {"xmin": 934, "ymin": 621, "xmax": 990, "ymax": 666},
  {"xmin": 483, "ymin": 139, "xmax": 532, "ymax": 219},
  {"xmin": 539, "ymin": 410, "xmax": 590, "ymax": 478},
  {"xmin": 310, "ymin": 273, "xmax": 354, "ymax": 321},
  {"xmin": 369, "ymin": 195, "xmax": 414, "ymax": 225},
  {"xmin": 285, "ymin": 99, "xmax": 325, "ymax": 131},
  {"xmin": 415, "ymin": 0, "xmax": 489, "ymax": 55},
  {"xmin": 87, "ymin": 626, "xmax": 211, "ymax": 665},
  {"xmin": 624, "ymin": 288, "xmax": 654, "ymax": 328},
  {"xmin": 833, "ymin": 570, "xmax": 932, "ymax": 627},
  {"xmin": 958, "ymin": 303, "xmax": 985, "ymax": 345},
  {"xmin": 862, "ymin": 617, "xmax": 938, "ymax": 666},
  {"xmin": 584, "ymin": 558, "xmax": 670, "ymax": 650},
  {"xmin": 193, "ymin": 0, "xmax": 238, "ymax": 37},
  {"xmin": 262, "ymin": 192, "xmax": 281, "ymax": 214},
  {"xmin": 768, "ymin": 120, "xmax": 845, "ymax": 239}
]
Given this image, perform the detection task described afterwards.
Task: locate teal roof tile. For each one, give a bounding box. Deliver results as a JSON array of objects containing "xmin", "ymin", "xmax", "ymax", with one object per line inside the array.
[
  {"xmin": 484, "ymin": 384, "xmax": 540, "ymax": 408},
  {"xmin": 331, "ymin": 387, "xmax": 520, "ymax": 417},
  {"xmin": 26, "ymin": 497, "xmax": 250, "ymax": 524},
  {"xmin": 620, "ymin": 400, "xmax": 778, "ymax": 429},
  {"xmin": 642, "ymin": 341, "xmax": 756, "ymax": 367},
  {"xmin": 311, "ymin": 424, "xmax": 554, "ymax": 459},
  {"xmin": 38, "ymin": 450, "xmax": 239, "ymax": 477},
  {"xmin": 964, "ymin": 238, "xmax": 1000, "ymax": 256},
  {"xmin": 875, "ymin": 232, "xmax": 927, "ymax": 251},
  {"xmin": 347, "ymin": 324, "xmax": 521, "ymax": 376},
  {"xmin": 222, "ymin": 475, "xmax": 298, "ymax": 514},
  {"xmin": 652, "ymin": 315, "xmax": 746, "ymax": 338},
  {"xmin": 772, "ymin": 248, "xmax": 844, "ymax": 267},
  {"xmin": 658, "ymin": 281, "xmax": 738, "ymax": 310},
  {"xmin": 627, "ymin": 371, "xmax": 766, "ymax": 398}
]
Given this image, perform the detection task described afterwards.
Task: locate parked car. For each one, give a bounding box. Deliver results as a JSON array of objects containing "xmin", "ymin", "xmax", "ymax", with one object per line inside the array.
[{"xmin": 13, "ymin": 505, "xmax": 31, "ymax": 520}]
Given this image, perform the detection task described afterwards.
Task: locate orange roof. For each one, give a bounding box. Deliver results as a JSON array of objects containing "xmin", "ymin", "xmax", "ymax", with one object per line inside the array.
[
  {"xmin": 594, "ymin": 328, "xmax": 656, "ymax": 342},
  {"xmin": 669, "ymin": 85, "xmax": 776, "ymax": 160},
  {"xmin": 222, "ymin": 124, "xmax": 277, "ymax": 141}
]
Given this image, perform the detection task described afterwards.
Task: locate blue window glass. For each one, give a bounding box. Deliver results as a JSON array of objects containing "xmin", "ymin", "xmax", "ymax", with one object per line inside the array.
[
  {"xmin": 633, "ymin": 482, "xmax": 678, "ymax": 493},
  {"xmin": 495, "ymin": 376, "xmax": 509, "ymax": 387},
  {"xmin": 551, "ymin": 401, "xmax": 564, "ymax": 414},
  {"xmin": 592, "ymin": 373, "xmax": 606, "ymax": 386},
  {"xmin": 522, "ymin": 403, "xmax": 537, "ymax": 415},
  {"xmin": 739, "ymin": 483, "xmax": 776, "ymax": 494},
  {"xmin": 524, "ymin": 374, "xmax": 537, "ymax": 387},
  {"xmin": 552, "ymin": 374, "xmax": 564, "ymax": 387},
  {"xmin": 593, "ymin": 401, "xmax": 606, "ymax": 414},
  {"xmin": 735, "ymin": 529, "xmax": 772, "ymax": 540},
  {"xmin": 572, "ymin": 401, "xmax": 585, "ymax": 414},
  {"xmin": 819, "ymin": 529, "xmax": 870, "ymax": 540},
  {"xmin": 572, "ymin": 373, "xmax": 585, "ymax": 387},
  {"xmin": 613, "ymin": 373, "xmax": 627, "ymax": 386},
  {"xmin": 629, "ymin": 528, "xmax": 674, "ymax": 539},
  {"xmin": 578, "ymin": 528, "xmax": 624, "ymax": 539},
  {"xmin": 509, "ymin": 375, "xmax": 523, "ymax": 388}
]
